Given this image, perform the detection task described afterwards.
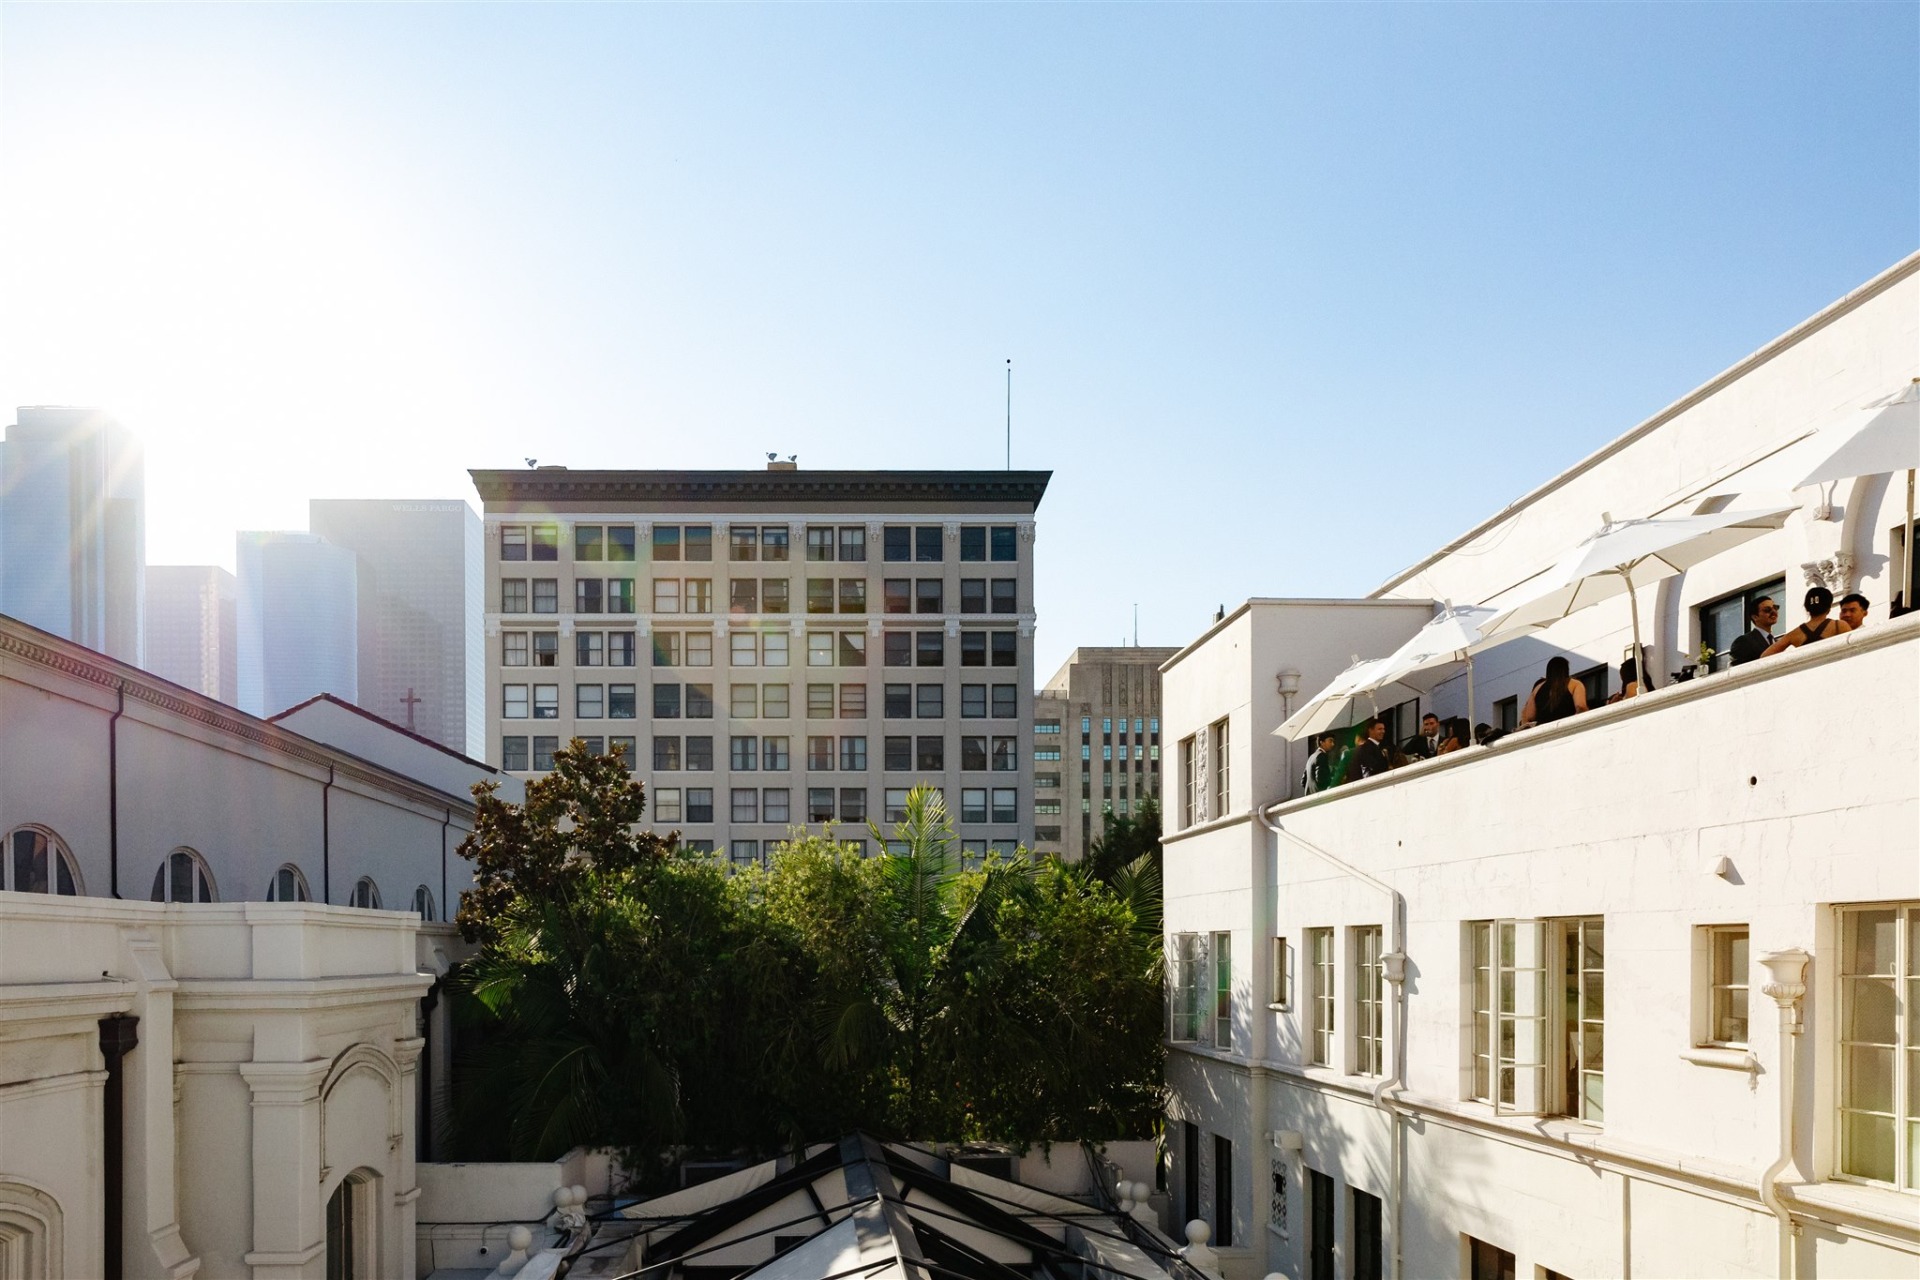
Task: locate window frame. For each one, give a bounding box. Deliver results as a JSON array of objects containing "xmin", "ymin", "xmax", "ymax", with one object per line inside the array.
[
  {"xmin": 1306, "ymin": 927, "xmax": 1335, "ymax": 1067},
  {"xmin": 1837, "ymin": 901, "xmax": 1917, "ymax": 1190}
]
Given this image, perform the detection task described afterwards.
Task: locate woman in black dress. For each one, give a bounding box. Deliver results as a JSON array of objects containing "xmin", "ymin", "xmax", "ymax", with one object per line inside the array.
[{"xmin": 1521, "ymin": 654, "xmax": 1588, "ymax": 726}]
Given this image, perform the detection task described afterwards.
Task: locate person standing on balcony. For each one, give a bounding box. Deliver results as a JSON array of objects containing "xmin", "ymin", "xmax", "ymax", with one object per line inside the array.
[
  {"xmin": 1303, "ymin": 731, "xmax": 1340, "ymax": 794},
  {"xmin": 1763, "ymin": 586, "xmax": 1851, "ymax": 656},
  {"xmin": 1838, "ymin": 592, "xmax": 1871, "ymax": 631},
  {"xmin": 1402, "ymin": 712, "xmax": 1443, "ymax": 760},
  {"xmin": 1521, "ymin": 655, "xmax": 1588, "ymax": 727},
  {"xmin": 1729, "ymin": 597, "xmax": 1778, "ymax": 667},
  {"xmin": 1350, "ymin": 717, "xmax": 1393, "ymax": 780}
]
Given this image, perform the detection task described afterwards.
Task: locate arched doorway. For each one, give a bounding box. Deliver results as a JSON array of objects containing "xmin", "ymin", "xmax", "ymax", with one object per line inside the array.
[{"xmin": 325, "ymin": 1171, "xmax": 377, "ymax": 1280}]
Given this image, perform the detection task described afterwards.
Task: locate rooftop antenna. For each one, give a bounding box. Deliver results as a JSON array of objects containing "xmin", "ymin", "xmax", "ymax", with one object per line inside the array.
[
  {"xmin": 1133, "ymin": 603, "xmax": 1139, "ymax": 646},
  {"xmin": 1005, "ymin": 359, "xmax": 1012, "ymax": 470},
  {"xmin": 524, "ymin": 457, "xmax": 538, "ymax": 468}
]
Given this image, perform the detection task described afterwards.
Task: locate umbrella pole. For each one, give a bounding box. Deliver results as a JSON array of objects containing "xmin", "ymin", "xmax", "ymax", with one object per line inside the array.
[
  {"xmin": 1465, "ymin": 652, "xmax": 1476, "ymax": 734},
  {"xmin": 1627, "ymin": 577, "xmax": 1653, "ymax": 692},
  {"xmin": 1906, "ymin": 467, "xmax": 1915, "ymax": 609}
]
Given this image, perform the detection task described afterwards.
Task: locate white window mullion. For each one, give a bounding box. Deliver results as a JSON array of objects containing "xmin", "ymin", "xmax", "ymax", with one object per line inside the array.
[{"xmin": 1496, "ymin": 918, "xmax": 1548, "ymax": 1116}]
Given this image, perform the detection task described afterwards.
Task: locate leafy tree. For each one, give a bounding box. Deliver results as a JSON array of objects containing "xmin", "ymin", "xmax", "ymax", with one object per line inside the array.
[{"xmin": 1085, "ymin": 796, "xmax": 1161, "ymax": 887}]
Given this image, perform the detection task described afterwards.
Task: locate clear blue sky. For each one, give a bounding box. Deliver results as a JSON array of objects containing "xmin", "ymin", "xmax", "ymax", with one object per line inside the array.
[{"xmin": 2, "ymin": 3, "xmax": 1914, "ymax": 677}]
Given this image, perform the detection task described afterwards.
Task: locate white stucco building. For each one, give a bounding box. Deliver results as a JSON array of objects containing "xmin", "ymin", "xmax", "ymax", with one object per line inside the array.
[{"xmin": 1160, "ymin": 254, "xmax": 1920, "ymax": 1280}]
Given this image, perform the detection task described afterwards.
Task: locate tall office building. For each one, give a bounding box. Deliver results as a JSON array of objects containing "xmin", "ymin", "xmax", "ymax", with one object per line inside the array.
[
  {"xmin": 470, "ymin": 464, "xmax": 1051, "ymax": 861},
  {"xmin": 1031, "ymin": 646, "xmax": 1179, "ymax": 862},
  {"xmin": 309, "ymin": 499, "xmax": 485, "ymax": 757},
  {"xmin": 235, "ymin": 531, "xmax": 358, "ymax": 717},
  {"xmin": 0, "ymin": 406, "xmax": 145, "ymax": 661},
  {"xmin": 145, "ymin": 565, "xmax": 238, "ymax": 703}
]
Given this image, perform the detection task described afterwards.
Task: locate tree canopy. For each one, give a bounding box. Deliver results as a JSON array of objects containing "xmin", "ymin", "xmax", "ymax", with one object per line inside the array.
[{"xmin": 448, "ymin": 741, "xmax": 1165, "ymax": 1164}]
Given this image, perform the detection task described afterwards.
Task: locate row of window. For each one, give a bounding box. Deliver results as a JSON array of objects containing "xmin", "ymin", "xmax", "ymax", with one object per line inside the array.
[
  {"xmin": 2, "ymin": 827, "xmax": 438, "ymax": 919},
  {"xmin": 500, "ymin": 576, "xmax": 1027, "ymax": 618},
  {"xmin": 500, "ymin": 522, "xmax": 1024, "ymax": 565},
  {"xmin": 649, "ymin": 786, "xmax": 1021, "ymax": 826},
  {"xmin": 643, "ymin": 734, "xmax": 1023, "ymax": 773},
  {"xmin": 504, "ymin": 681, "xmax": 1024, "ymax": 722},
  {"xmin": 1178, "ymin": 902, "xmax": 1919, "ymax": 1192},
  {"xmin": 509, "ymin": 628, "xmax": 1022, "ymax": 670}
]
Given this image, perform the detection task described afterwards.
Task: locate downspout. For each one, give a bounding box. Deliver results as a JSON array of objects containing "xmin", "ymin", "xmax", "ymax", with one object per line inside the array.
[
  {"xmin": 440, "ymin": 807, "xmax": 453, "ymax": 920},
  {"xmin": 321, "ymin": 765, "xmax": 335, "ymax": 903},
  {"xmin": 108, "ymin": 684, "xmax": 126, "ymax": 898},
  {"xmin": 1757, "ymin": 949, "xmax": 1811, "ymax": 1280},
  {"xmin": 99, "ymin": 1013, "xmax": 140, "ymax": 1280},
  {"xmin": 1257, "ymin": 804, "xmax": 1409, "ymax": 1280}
]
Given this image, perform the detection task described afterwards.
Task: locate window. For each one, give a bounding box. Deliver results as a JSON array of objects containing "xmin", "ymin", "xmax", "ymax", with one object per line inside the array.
[
  {"xmin": 730, "ymin": 736, "xmax": 759, "ymax": 770},
  {"xmin": 731, "ymin": 683, "xmax": 758, "ymax": 718},
  {"xmin": 577, "ymin": 736, "xmax": 604, "ymax": 756},
  {"xmin": 654, "ymin": 737, "xmax": 682, "ymax": 770},
  {"xmin": 883, "ymin": 526, "xmax": 912, "ymax": 561},
  {"xmin": 150, "ymin": 848, "xmax": 215, "ymax": 903},
  {"xmin": 1035, "ymin": 719, "xmax": 1060, "ymax": 734},
  {"xmin": 654, "ymin": 579, "xmax": 681, "ymax": 613},
  {"xmin": 961, "ymin": 632, "xmax": 986, "ymax": 666},
  {"xmin": 350, "ymin": 877, "xmax": 383, "ymax": 908},
  {"xmin": 1574, "ymin": 663, "xmax": 1608, "ymax": 709},
  {"xmin": 532, "ymin": 736, "xmax": 559, "ymax": 770},
  {"xmin": 731, "ymin": 633, "xmax": 758, "ymax": 667},
  {"xmin": 576, "ymin": 684, "xmax": 604, "ymax": 718},
  {"xmin": 686, "ymin": 684, "xmax": 713, "ymax": 718},
  {"xmin": 957, "ymin": 788, "xmax": 983, "ymax": 823},
  {"xmin": 960, "ymin": 526, "xmax": 986, "ymax": 561},
  {"xmin": 1211, "ymin": 718, "xmax": 1230, "ymax": 817},
  {"xmin": 883, "ymin": 579, "xmax": 912, "ymax": 615},
  {"xmin": 991, "ymin": 787, "xmax": 1016, "ymax": 823},
  {"xmin": 915, "ymin": 579, "xmax": 942, "ymax": 613},
  {"xmin": 1212, "ymin": 1133, "xmax": 1233, "ymax": 1248},
  {"xmin": 1271, "ymin": 937, "xmax": 1291, "ymax": 1009},
  {"xmin": 990, "ymin": 526, "xmax": 1017, "ymax": 561},
  {"xmin": 839, "ymin": 579, "xmax": 866, "ymax": 614},
  {"xmin": 1699, "ymin": 577, "xmax": 1787, "ymax": 672},
  {"xmin": 917, "ymin": 736, "xmax": 944, "ymax": 770},
  {"xmin": 807, "ymin": 736, "xmax": 836, "ymax": 771},
  {"xmin": 840, "ymin": 737, "xmax": 868, "ymax": 770},
  {"xmin": 533, "ymin": 685, "xmax": 559, "ymax": 719},
  {"xmin": 730, "ymin": 839, "xmax": 761, "ymax": 868},
  {"xmin": 1307, "ymin": 1170, "xmax": 1335, "ymax": 1280},
  {"xmin": 1307, "ymin": 928, "xmax": 1335, "ymax": 1066},
  {"xmin": 763, "ymin": 788, "xmax": 790, "ymax": 822},
  {"xmin": 609, "ymin": 684, "xmax": 636, "ymax": 718},
  {"xmin": 683, "ymin": 527, "xmax": 712, "ymax": 561},
  {"xmin": 413, "ymin": 885, "xmax": 437, "ymax": 922},
  {"xmin": 503, "ymin": 632, "xmax": 529, "ymax": 666},
  {"xmin": 1034, "ymin": 800, "xmax": 1062, "ymax": 815},
  {"xmin": 501, "ymin": 736, "xmax": 529, "ymax": 770},
  {"xmin": 962, "ymin": 737, "xmax": 988, "ymax": 771},
  {"xmin": 1467, "ymin": 1238, "xmax": 1515, "ymax": 1280},
  {"xmin": 532, "ymin": 579, "xmax": 558, "ymax": 613},
  {"xmin": 763, "ymin": 579, "xmax": 790, "ymax": 613},
  {"xmin": 807, "ymin": 526, "xmax": 836, "ymax": 561},
  {"xmin": 915, "ymin": 526, "xmax": 942, "ymax": 562},
  {"xmin": 730, "ymin": 526, "xmax": 759, "ymax": 561},
  {"xmin": 763, "ymin": 736, "xmax": 790, "ymax": 769},
  {"xmin": 531, "ymin": 525, "xmax": 559, "ymax": 560},
  {"xmin": 885, "ymin": 789, "xmax": 911, "ymax": 822},
  {"xmin": 808, "ymin": 684, "xmax": 835, "ymax": 719},
  {"xmin": 961, "ymin": 685, "xmax": 987, "ymax": 718},
  {"xmin": 1034, "ymin": 750, "xmax": 1061, "ymax": 763},
  {"xmin": 610, "ymin": 633, "xmax": 636, "ymax": 666},
  {"xmin": 1698, "ymin": 925, "xmax": 1749, "ymax": 1048},
  {"xmin": 610, "ymin": 736, "xmax": 636, "ymax": 768},
  {"xmin": 1494, "ymin": 695, "xmax": 1518, "ymax": 732},
  {"xmin": 1839, "ymin": 902, "xmax": 1917, "ymax": 1188},
  {"xmin": 884, "ymin": 632, "xmax": 912, "ymax": 667},
  {"xmin": 763, "ymin": 685, "xmax": 790, "ymax": 718},
  {"xmin": 684, "ymin": 580, "xmax": 712, "ymax": 613},
  {"xmin": 655, "ymin": 683, "xmax": 682, "ymax": 718},
  {"xmin": 268, "ymin": 864, "xmax": 311, "ymax": 902},
  {"xmin": 576, "ymin": 632, "xmax": 604, "ymax": 666},
  {"xmin": 960, "ymin": 579, "xmax": 986, "ymax": 613},
  {"xmin": 1180, "ymin": 734, "xmax": 1197, "ymax": 826},
  {"xmin": 730, "ymin": 579, "xmax": 759, "ymax": 613},
  {"xmin": 991, "ymin": 631, "xmax": 1016, "ymax": 667},
  {"xmin": 1352, "ymin": 1189, "xmax": 1382, "ymax": 1280},
  {"xmin": 686, "ymin": 789, "xmax": 714, "ymax": 823},
  {"xmin": 839, "ymin": 788, "xmax": 867, "ymax": 822},
  {"xmin": 916, "ymin": 631, "xmax": 944, "ymax": 667},
  {"xmin": 762, "ymin": 527, "xmax": 790, "ymax": 561},
  {"xmin": 807, "ymin": 579, "xmax": 835, "ymax": 614},
  {"xmin": 808, "ymin": 788, "xmax": 835, "ymax": 822},
  {"xmin": 840, "ymin": 527, "xmax": 866, "ymax": 562},
  {"xmin": 991, "ymin": 685, "xmax": 1017, "ymax": 718},
  {"xmin": 501, "ymin": 525, "xmax": 527, "ymax": 560},
  {"xmin": 653, "ymin": 632, "xmax": 682, "ymax": 667},
  {"xmin": 1353, "ymin": 926, "xmax": 1384, "ymax": 1076},
  {"xmin": 808, "ymin": 632, "xmax": 835, "ymax": 667},
  {"xmin": 1467, "ymin": 918, "xmax": 1603, "ymax": 1120},
  {"xmin": 839, "ymin": 632, "xmax": 866, "ymax": 666},
  {"xmin": 576, "ymin": 579, "xmax": 603, "ymax": 614},
  {"xmin": 503, "ymin": 684, "xmax": 529, "ymax": 719},
  {"xmin": 884, "ymin": 737, "xmax": 911, "ymax": 770},
  {"xmin": 502, "ymin": 579, "xmax": 529, "ymax": 612},
  {"xmin": 1213, "ymin": 931, "xmax": 1233, "ymax": 1047},
  {"xmin": 884, "ymin": 684, "xmax": 912, "ymax": 718},
  {"xmin": 916, "ymin": 684, "xmax": 943, "ymax": 718},
  {"xmin": 839, "ymin": 683, "xmax": 866, "ymax": 718},
  {"xmin": 654, "ymin": 788, "xmax": 682, "ymax": 821},
  {"xmin": 1172, "ymin": 933, "xmax": 1204, "ymax": 1042},
  {"xmin": 990, "ymin": 579, "xmax": 1016, "ymax": 612},
  {"xmin": 731, "ymin": 788, "xmax": 760, "ymax": 822},
  {"xmin": 764, "ymin": 633, "xmax": 789, "ymax": 667}
]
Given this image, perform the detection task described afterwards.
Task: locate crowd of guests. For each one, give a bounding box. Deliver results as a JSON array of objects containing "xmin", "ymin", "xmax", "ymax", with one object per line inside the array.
[{"xmin": 1300, "ymin": 585, "xmax": 1886, "ymax": 795}]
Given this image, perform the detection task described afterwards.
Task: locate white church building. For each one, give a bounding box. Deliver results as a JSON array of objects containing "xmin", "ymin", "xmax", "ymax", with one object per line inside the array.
[{"xmin": 1159, "ymin": 254, "xmax": 1920, "ymax": 1279}]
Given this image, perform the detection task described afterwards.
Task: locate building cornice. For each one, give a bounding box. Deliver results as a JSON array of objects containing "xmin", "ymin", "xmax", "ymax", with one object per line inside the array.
[{"xmin": 468, "ymin": 468, "xmax": 1053, "ymax": 509}]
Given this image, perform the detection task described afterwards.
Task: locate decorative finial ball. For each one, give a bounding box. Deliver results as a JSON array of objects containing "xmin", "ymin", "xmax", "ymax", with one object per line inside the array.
[
  {"xmin": 1185, "ymin": 1220, "xmax": 1211, "ymax": 1246},
  {"xmin": 508, "ymin": 1226, "xmax": 533, "ymax": 1251},
  {"xmin": 570, "ymin": 1184, "xmax": 588, "ymax": 1207}
]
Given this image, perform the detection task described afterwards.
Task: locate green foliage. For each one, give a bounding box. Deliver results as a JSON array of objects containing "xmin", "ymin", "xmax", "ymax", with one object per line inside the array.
[
  {"xmin": 449, "ymin": 752, "xmax": 1165, "ymax": 1163},
  {"xmin": 1085, "ymin": 797, "xmax": 1161, "ymax": 888}
]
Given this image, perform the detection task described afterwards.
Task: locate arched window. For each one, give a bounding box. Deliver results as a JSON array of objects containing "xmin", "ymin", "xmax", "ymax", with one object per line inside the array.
[
  {"xmin": 150, "ymin": 848, "xmax": 215, "ymax": 903},
  {"xmin": 267, "ymin": 864, "xmax": 311, "ymax": 903},
  {"xmin": 349, "ymin": 877, "xmax": 382, "ymax": 909},
  {"xmin": 3, "ymin": 826, "xmax": 82, "ymax": 896},
  {"xmin": 411, "ymin": 885, "xmax": 436, "ymax": 921}
]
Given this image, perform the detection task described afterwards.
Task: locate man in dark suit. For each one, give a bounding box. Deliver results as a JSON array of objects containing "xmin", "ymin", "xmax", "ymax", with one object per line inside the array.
[
  {"xmin": 1402, "ymin": 712, "xmax": 1443, "ymax": 761},
  {"xmin": 1728, "ymin": 597, "xmax": 1779, "ymax": 667},
  {"xmin": 1349, "ymin": 717, "xmax": 1393, "ymax": 781}
]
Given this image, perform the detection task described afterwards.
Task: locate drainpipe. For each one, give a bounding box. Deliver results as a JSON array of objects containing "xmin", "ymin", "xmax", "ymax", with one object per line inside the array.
[
  {"xmin": 108, "ymin": 684, "xmax": 126, "ymax": 898},
  {"xmin": 440, "ymin": 807, "xmax": 453, "ymax": 919},
  {"xmin": 99, "ymin": 1013, "xmax": 140, "ymax": 1280},
  {"xmin": 1757, "ymin": 948, "xmax": 1810, "ymax": 1280},
  {"xmin": 1257, "ymin": 804, "xmax": 1408, "ymax": 1280},
  {"xmin": 321, "ymin": 765, "xmax": 335, "ymax": 903}
]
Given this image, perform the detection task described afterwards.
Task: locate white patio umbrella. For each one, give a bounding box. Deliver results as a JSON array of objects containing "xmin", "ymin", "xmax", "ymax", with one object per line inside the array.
[
  {"xmin": 1476, "ymin": 506, "xmax": 1797, "ymax": 691},
  {"xmin": 1793, "ymin": 378, "xmax": 1920, "ymax": 606},
  {"xmin": 1273, "ymin": 655, "xmax": 1421, "ymax": 741},
  {"xmin": 1371, "ymin": 603, "xmax": 1501, "ymax": 728}
]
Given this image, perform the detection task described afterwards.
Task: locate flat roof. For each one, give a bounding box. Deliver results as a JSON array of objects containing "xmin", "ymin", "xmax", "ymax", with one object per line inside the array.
[{"xmin": 469, "ymin": 468, "xmax": 1052, "ymax": 508}]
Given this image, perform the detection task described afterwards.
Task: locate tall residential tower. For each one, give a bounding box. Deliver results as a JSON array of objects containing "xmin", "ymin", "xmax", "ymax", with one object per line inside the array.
[{"xmin": 471, "ymin": 464, "xmax": 1050, "ymax": 861}]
